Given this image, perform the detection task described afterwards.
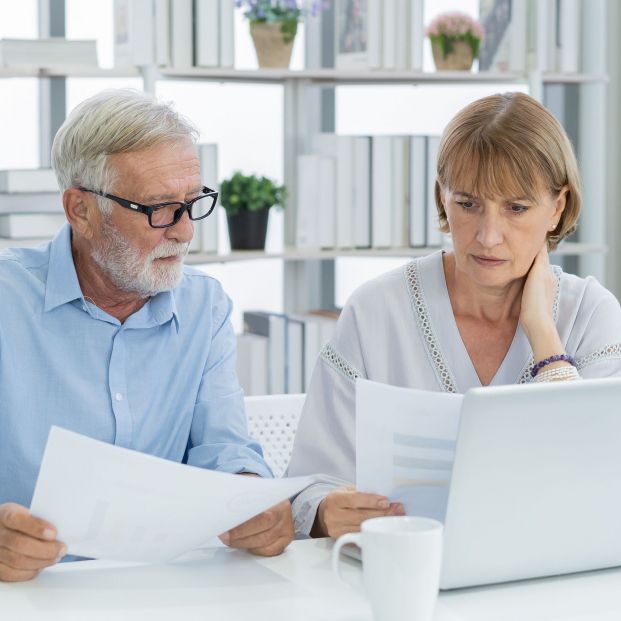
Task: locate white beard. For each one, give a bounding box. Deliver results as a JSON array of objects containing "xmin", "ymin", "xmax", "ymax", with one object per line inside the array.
[{"xmin": 91, "ymin": 220, "xmax": 189, "ymax": 297}]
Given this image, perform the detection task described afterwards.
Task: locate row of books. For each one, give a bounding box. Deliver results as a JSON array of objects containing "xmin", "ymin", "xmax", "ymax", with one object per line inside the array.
[
  {"xmin": 114, "ymin": 0, "xmax": 234, "ymax": 69},
  {"xmin": 478, "ymin": 0, "xmax": 582, "ymax": 74},
  {"xmin": 237, "ymin": 310, "xmax": 339, "ymax": 396},
  {"xmin": 334, "ymin": 0, "xmax": 424, "ymax": 71},
  {"xmin": 296, "ymin": 133, "xmax": 442, "ymax": 252},
  {"xmin": 0, "ymin": 144, "xmax": 218, "ymax": 254},
  {"xmin": 0, "ymin": 38, "xmax": 98, "ymax": 68},
  {"xmin": 535, "ymin": 0, "xmax": 582, "ymax": 74},
  {"xmin": 0, "ymin": 169, "xmax": 62, "ymax": 239}
]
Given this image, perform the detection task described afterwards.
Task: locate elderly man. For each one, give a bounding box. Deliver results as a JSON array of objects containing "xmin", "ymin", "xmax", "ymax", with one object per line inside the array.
[{"xmin": 0, "ymin": 90, "xmax": 293, "ymax": 582}]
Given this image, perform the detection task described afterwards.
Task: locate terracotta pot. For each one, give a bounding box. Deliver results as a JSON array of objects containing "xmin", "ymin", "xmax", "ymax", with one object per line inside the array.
[
  {"xmin": 431, "ymin": 40, "xmax": 474, "ymax": 71},
  {"xmin": 250, "ymin": 22, "xmax": 296, "ymax": 68}
]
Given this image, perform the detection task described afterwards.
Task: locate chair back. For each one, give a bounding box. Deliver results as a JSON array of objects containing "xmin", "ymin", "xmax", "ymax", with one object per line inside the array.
[{"xmin": 245, "ymin": 393, "xmax": 305, "ymax": 478}]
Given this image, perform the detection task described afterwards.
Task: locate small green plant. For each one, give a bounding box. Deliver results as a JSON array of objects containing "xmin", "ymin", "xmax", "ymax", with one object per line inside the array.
[{"xmin": 219, "ymin": 171, "xmax": 287, "ymax": 216}]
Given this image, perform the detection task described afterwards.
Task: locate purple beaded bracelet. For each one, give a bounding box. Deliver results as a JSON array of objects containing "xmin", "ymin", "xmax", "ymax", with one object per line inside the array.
[{"xmin": 531, "ymin": 354, "xmax": 577, "ymax": 378}]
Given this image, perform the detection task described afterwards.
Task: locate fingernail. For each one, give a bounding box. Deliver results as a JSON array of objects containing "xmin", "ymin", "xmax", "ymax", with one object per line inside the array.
[
  {"xmin": 377, "ymin": 499, "xmax": 390, "ymax": 509},
  {"xmin": 59, "ymin": 545, "xmax": 68, "ymax": 557},
  {"xmin": 42, "ymin": 529, "xmax": 56, "ymax": 541},
  {"xmin": 220, "ymin": 533, "xmax": 230, "ymax": 545}
]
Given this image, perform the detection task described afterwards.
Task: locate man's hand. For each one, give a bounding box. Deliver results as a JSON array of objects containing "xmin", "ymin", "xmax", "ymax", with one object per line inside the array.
[
  {"xmin": 0, "ymin": 503, "xmax": 67, "ymax": 582},
  {"xmin": 312, "ymin": 487, "xmax": 405, "ymax": 539},
  {"xmin": 219, "ymin": 499, "xmax": 294, "ymax": 557}
]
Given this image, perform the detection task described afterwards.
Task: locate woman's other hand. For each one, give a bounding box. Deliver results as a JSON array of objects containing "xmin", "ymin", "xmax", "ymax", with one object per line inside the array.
[{"xmin": 520, "ymin": 245, "xmax": 564, "ymax": 361}]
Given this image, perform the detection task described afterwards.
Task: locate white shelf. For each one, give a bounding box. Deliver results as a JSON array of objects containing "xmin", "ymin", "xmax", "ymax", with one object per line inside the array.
[
  {"xmin": 183, "ymin": 242, "xmax": 607, "ymax": 265},
  {"xmin": 0, "ymin": 240, "xmax": 603, "ymax": 258},
  {"xmin": 0, "ymin": 66, "xmax": 140, "ymax": 78},
  {"xmin": 0, "ymin": 65, "xmax": 606, "ymax": 86},
  {"xmin": 542, "ymin": 73, "xmax": 608, "ymax": 84},
  {"xmin": 160, "ymin": 67, "xmax": 527, "ymax": 85}
]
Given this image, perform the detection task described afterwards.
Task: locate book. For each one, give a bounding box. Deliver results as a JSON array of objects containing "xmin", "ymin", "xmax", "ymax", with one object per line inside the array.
[
  {"xmin": 0, "ymin": 169, "xmax": 57, "ymax": 193},
  {"xmin": 154, "ymin": 0, "xmax": 171, "ymax": 66},
  {"xmin": 409, "ymin": 135, "xmax": 426, "ymax": 247},
  {"xmin": 391, "ymin": 135, "xmax": 409, "ymax": 248},
  {"xmin": 408, "ymin": 0, "xmax": 424, "ymax": 71},
  {"xmin": 0, "ymin": 193, "xmax": 62, "ymax": 214},
  {"xmin": 219, "ymin": 0, "xmax": 235, "ymax": 68},
  {"xmin": 169, "ymin": 0, "xmax": 193, "ymax": 68},
  {"xmin": 113, "ymin": 0, "xmax": 155, "ymax": 67},
  {"xmin": 197, "ymin": 143, "xmax": 219, "ymax": 253},
  {"xmin": 382, "ymin": 0, "xmax": 397, "ymax": 69},
  {"xmin": 287, "ymin": 317, "xmax": 305, "ymax": 394},
  {"xmin": 426, "ymin": 136, "xmax": 442, "ymax": 247},
  {"xmin": 296, "ymin": 155, "xmax": 322, "ymax": 250},
  {"xmin": 318, "ymin": 157, "xmax": 337, "ymax": 249},
  {"xmin": 0, "ymin": 213, "xmax": 65, "ymax": 238},
  {"xmin": 194, "ymin": 0, "xmax": 219, "ymax": 67},
  {"xmin": 371, "ymin": 135, "xmax": 392, "ymax": 248},
  {"xmin": 243, "ymin": 311, "xmax": 288, "ymax": 394},
  {"xmin": 236, "ymin": 332, "xmax": 269, "ymax": 395},
  {"xmin": 394, "ymin": 0, "xmax": 409, "ymax": 70},
  {"xmin": 509, "ymin": 0, "xmax": 528, "ymax": 73},
  {"xmin": 0, "ymin": 38, "xmax": 98, "ymax": 68},
  {"xmin": 311, "ymin": 134, "xmax": 355, "ymax": 249},
  {"xmin": 558, "ymin": 0, "xmax": 580, "ymax": 73},
  {"xmin": 296, "ymin": 154, "xmax": 337, "ymax": 250},
  {"xmin": 353, "ymin": 136, "xmax": 371, "ymax": 248}
]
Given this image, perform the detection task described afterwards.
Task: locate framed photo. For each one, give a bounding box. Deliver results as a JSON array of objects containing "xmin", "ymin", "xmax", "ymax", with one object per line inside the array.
[{"xmin": 335, "ymin": 0, "xmax": 372, "ymax": 69}]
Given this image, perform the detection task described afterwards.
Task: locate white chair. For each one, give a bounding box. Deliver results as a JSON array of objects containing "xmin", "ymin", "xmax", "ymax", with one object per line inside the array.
[{"xmin": 245, "ymin": 394, "xmax": 305, "ymax": 478}]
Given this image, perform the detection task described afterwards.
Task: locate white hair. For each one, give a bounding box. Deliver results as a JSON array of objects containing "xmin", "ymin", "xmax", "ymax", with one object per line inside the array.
[{"xmin": 51, "ymin": 89, "xmax": 198, "ymax": 214}]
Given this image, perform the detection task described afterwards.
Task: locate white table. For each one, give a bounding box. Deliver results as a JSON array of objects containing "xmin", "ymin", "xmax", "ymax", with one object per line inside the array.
[{"xmin": 2, "ymin": 539, "xmax": 621, "ymax": 620}]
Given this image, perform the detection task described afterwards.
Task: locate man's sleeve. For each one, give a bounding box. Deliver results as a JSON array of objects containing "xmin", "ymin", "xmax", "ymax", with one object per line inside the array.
[{"xmin": 186, "ymin": 282, "xmax": 273, "ymax": 478}]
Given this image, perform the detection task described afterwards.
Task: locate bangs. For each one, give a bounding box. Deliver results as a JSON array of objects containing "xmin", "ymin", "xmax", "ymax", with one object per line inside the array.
[{"xmin": 439, "ymin": 135, "xmax": 549, "ymax": 202}]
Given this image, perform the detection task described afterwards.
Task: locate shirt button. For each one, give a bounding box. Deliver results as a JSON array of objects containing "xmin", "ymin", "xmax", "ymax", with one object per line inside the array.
[{"xmin": 114, "ymin": 392, "xmax": 123, "ymax": 402}]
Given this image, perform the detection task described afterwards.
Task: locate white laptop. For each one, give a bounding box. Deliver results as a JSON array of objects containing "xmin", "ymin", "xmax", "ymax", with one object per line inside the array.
[{"xmin": 349, "ymin": 377, "xmax": 621, "ymax": 590}]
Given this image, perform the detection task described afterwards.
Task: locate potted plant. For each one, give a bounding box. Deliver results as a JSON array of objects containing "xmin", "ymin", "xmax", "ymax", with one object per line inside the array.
[
  {"xmin": 220, "ymin": 171, "xmax": 287, "ymax": 251},
  {"xmin": 426, "ymin": 12, "xmax": 484, "ymax": 71},
  {"xmin": 235, "ymin": 0, "xmax": 328, "ymax": 68}
]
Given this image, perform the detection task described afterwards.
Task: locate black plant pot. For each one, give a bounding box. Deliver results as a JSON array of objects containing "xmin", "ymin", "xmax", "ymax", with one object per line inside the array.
[{"xmin": 226, "ymin": 208, "xmax": 270, "ymax": 251}]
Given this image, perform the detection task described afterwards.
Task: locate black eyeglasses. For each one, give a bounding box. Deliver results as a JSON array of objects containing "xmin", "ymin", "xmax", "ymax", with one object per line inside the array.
[{"xmin": 79, "ymin": 186, "xmax": 218, "ymax": 228}]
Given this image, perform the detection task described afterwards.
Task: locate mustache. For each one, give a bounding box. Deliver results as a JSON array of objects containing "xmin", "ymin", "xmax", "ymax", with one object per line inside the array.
[{"xmin": 148, "ymin": 241, "xmax": 190, "ymax": 260}]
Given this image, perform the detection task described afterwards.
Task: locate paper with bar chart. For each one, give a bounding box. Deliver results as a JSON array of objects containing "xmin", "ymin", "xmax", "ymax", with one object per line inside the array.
[
  {"xmin": 30, "ymin": 427, "xmax": 314, "ymax": 563},
  {"xmin": 356, "ymin": 379, "xmax": 463, "ymax": 522}
]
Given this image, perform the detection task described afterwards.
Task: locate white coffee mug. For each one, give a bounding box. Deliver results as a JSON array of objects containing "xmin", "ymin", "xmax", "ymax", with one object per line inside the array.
[{"xmin": 332, "ymin": 516, "xmax": 443, "ymax": 621}]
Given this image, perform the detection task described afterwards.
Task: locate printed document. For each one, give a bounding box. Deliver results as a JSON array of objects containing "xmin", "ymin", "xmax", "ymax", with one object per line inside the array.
[
  {"xmin": 356, "ymin": 379, "xmax": 463, "ymax": 521},
  {"xmin": 30, "ymin": 427, "xmax": 314, "ymax": 562}
]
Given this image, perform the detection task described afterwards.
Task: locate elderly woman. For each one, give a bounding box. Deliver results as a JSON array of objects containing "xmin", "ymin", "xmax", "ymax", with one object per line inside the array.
[{"xmin": 287, "ymin": 92, "xmax": 621, "ymax": 539}]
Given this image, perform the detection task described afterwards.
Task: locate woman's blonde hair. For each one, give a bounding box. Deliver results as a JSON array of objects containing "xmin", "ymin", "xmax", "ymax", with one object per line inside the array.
[{"xmin": 434, "ymin": 92, "xmax": 581, "ymax": 250}]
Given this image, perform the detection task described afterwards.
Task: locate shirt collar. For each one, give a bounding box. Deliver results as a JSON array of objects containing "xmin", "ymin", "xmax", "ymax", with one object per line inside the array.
[
  {"xmin": 132, "ymin": 288, "xmax": 180, "ymax": 332},
  {"xmin": 44, "ymin": 224, "xmax": 84, "ymax": 312}
]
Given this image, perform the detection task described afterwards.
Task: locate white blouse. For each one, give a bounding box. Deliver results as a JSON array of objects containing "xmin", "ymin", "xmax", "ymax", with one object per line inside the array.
[{"xmin": 287, "ymin": 251, "xmax": 621, "ymax": 535}]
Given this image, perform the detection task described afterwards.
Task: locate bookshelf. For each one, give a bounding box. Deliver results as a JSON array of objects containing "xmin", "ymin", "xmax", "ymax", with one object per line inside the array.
[
  {"xmin": 2, "ymin": 0, "xmax": 611, "ymax": 316},
  {"xmin": 0, "ymin": 65, "xmax": 606, "ymax": 85},
  {"xmin": 0, "ymin": 237, "xmax": 606, "ymax": 260}
]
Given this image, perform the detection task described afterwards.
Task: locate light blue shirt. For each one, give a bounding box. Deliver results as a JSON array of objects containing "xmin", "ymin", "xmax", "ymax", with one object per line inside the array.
[{"xmin": 0, "ymin": 224, "xmax": 272, "ymax": 512}]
